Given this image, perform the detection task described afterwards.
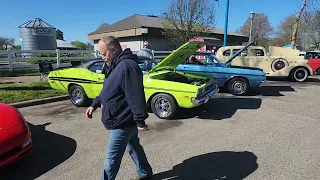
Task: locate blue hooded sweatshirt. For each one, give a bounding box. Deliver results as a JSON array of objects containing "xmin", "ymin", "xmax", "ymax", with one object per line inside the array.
[{"xmin": 91, "ymin": 48, "xmax": 148, "ymax": 130}]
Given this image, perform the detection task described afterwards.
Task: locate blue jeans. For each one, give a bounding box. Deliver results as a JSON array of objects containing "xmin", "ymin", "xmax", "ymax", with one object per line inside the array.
[{"xmin": 102, "ymin": 126, "xmax": 153, "ymax": 180}]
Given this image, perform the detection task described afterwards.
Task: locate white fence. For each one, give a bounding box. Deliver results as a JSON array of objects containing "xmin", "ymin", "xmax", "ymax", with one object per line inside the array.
[{"xmin": 0, "ymin": 49, "xmax": 172, "ymax": 72}]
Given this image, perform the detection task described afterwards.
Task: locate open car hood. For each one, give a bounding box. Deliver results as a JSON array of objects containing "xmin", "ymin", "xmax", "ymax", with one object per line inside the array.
[
  {"xmin": 225, "ymin": 41, "xmax": 256, "ymax": 64},
  {"xmin": 147, "ymin": 38, "xmax": 206, "ymax": 74}
]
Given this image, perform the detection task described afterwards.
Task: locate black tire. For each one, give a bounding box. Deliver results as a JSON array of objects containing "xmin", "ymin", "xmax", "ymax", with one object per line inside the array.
[
  {"xmin": 69, "ymin": 85, "xmax": 89, "ymax": 107},
  {"xmin": 227, "ymin": 77, "xmax": 249, "ymax": 96},
  {"xmin": 289, "ymin": 67, "xmax": 309, "ymax": 82},
  {"xmin": 316, "ymin": 68, "xmax": 320, "ymax": 75},
  {"xmin": 150, "ymin": 93, "xmax": 177, "ymax": 119}
]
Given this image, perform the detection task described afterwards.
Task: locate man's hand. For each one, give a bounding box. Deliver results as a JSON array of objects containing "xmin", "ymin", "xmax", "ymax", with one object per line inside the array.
[
  {"xmin": 138, "ymin": 125, "xmax": 150, "ymax": 131},
  {"xmin": 86, "ymin": 106, "xmax": 95, "ymax": 119}
]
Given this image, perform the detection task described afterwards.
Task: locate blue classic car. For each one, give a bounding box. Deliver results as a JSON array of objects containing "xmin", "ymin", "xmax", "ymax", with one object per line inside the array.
[
  {"xmin": 137, "ymin": 56, "xmax": 157, "ymax": 74},
  {"xmin": 175, "ymin": 45, "xmax": 266, "ymax": 95}
]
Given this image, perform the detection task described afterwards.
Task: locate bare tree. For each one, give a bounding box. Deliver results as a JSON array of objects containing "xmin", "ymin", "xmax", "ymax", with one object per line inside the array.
[
  {"xmin": 237, "ymin": 13, "xmax": 274, "ymax": 47},
  {"xmin": 160, "ymin": 0, "xmax": 216, "ymax": 42},
  {"xmin": 0, "ymin": 37, "xmax": 15, "ymax": 50},
  {"xmin": 275, "ymin": 14, "xmax": 307, "ymax": 46},
  {"xmin": 291, "ymin": 0, "xmax": 307, "ymax": 48},
  {"xmin": 56, "ymin": 29, "xmax": 64, "ymax": 40},
  {"xmin": 301, "ymin": 11, "xmax": 320, "ymax": 49}
]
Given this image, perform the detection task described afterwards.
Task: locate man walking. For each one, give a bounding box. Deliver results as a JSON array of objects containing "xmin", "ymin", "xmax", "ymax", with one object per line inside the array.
[{"xmin": 85, "ymin": 36, "xmax": 153, "ymax": 180}]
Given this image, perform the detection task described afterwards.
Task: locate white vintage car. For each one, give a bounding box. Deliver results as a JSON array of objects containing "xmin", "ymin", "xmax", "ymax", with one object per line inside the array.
[{"xmin": 215, "ymin": 45, "xmax": 313, "ymax": 82}]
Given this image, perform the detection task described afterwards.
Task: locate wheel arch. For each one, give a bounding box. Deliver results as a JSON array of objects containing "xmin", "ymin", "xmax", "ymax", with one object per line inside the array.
[
  {"xmin": 147, "ymin": 92, "xmax": 178, "ymax": 107},
  {"xmin": 68, "ymin": 83, "xmax": 79, "ymax": 90},
  {"xmin": 224, "ymin": 76, "xmax": 251, "ymax": 88},
  {"xmin": 290, "ymin": 66, "xmax": 312, "ymax": 76},
  {"xmin": 315, "ymin": 67, "xmax": 320, "ymax": 75},
  {"xmin": 67, "ymin": 83, "xmax": 92, "ymax": 98}
]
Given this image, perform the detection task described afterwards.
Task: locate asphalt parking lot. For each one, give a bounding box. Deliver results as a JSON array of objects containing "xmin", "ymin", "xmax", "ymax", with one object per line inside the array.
[{"xmin": 1, "ymin": 77, "xmax": 320, "ymax": 180}]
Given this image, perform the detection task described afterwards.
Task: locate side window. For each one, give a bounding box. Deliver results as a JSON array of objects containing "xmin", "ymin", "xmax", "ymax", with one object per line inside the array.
[
  {"xmin": 233, "ymin": 49, "xmax": 248, "ymax": 56},
  {"xmin": 223, "ymin": 50, "xmax": 231, "ymax": 56},
  {"xmin": 250, "ymin": 49, "xmax": 265, "ymax": 56},
  {"xmin": 204, "ymin": 56, "xmax": 214, "ymax": 65},
  {"xmin": 88, "ymin": 61, "xmax": 104, "ymax": 73}
]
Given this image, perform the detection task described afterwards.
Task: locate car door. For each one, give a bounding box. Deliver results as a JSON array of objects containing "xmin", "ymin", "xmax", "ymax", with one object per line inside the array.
[
  {"xmin": 87, "ymin": 61, "xmax": 105, "ymax": 95},
  {"xmin": 246, "ymin": 48, "xmax": 272, "ymax": 73}
]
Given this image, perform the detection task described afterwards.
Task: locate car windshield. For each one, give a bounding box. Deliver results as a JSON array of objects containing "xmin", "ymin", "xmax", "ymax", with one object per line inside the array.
[
  {"xmin": 203, "ymin": 54, "xmax": 225, "ymax": 67},
  {"xmin": 75, "ymin": 57, "xmax": 103, "ymax": 68}
]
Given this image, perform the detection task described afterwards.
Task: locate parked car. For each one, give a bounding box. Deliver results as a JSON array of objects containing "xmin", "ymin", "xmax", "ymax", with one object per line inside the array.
[
  {"xmin": 0, "ymin": 103, "xmax": 32, "ymax": 168},
  {"xmin": 47, "ymin": 38, "xmax": 219, "ymax": 119},
  {"xmin": 136, "ymin": 56, "xmax": 157, "ymax": 74},
  {"xmin": 176, "ymin": 42, "xmax": 266, "ymax": 95},
  {"xmin": 215, "ymin": 44, "xmax": 313, "ymax": 82},
  {"xmin": 304, "ymin": 50, "xmax": 320, "ymax": 75}
]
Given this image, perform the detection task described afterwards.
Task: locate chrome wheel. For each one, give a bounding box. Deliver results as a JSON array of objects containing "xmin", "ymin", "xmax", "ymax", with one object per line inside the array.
[
  {"xmin": 232, "ymin": 80, "xmax": 247, "ymax": 95},
  {"xmin": 71, "ymin": 87, "xmax": 83, "ymax": 104},
  {"xmin": 154, "ymin": 97, "xmax": 171, "ymax": 118},
  {"xmin": 293, "ymin": 68, "xmax": 308, "ymax": 82}
]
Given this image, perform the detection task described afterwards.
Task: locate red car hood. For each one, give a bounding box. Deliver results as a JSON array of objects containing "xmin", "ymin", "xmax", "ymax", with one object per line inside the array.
[{"xmin": 0, "ymin": 105, "xmax": 23, "ymax": 131}]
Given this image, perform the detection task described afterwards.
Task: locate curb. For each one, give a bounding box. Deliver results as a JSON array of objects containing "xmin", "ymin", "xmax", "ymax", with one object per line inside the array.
[{"xmin": 10, "ymin": 95, "xmax": 70, "ymax": 108}]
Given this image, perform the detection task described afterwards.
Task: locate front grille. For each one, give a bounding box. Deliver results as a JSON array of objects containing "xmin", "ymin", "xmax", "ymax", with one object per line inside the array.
[{"xmin": 197, "ymin": 79, "xmax": 216, "ymax": 98}]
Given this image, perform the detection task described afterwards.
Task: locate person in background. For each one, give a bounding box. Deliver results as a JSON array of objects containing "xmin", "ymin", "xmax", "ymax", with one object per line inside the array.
[
  {"xmin": 212, "ymin": 46, "xmax": 217, "ymax": 55},
  {"xmin": 85, "ymin": 36, "xmax": 153, "ymax": 180},
  {"xmin": 137, "ymin": 41, "xmax": 155, "ymax": 72},
  {"xmin": 137, "ymin": 41, "xmax": 154, "ymax": 60}
]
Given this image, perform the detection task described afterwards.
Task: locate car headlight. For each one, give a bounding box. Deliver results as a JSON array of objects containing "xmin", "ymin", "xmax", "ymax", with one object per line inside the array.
[{"xmin": 23, "ymin": 136, "xmax": 32, "ymax": 147}]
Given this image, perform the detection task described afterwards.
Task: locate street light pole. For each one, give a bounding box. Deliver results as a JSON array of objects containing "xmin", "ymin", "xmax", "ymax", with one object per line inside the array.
[
  {"xmin": 249, "ymin": 11, "xmax": 255, "ymax": 43},
  {"xmin": 223, "ymin": 0, "xmax": 229, "ymax": 46}
]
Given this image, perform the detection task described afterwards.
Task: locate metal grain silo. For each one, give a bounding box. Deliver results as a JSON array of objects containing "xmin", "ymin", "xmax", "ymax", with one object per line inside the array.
[{"xmin": 19, "ymin": 18, "xmax": 57, "ymax": 51}]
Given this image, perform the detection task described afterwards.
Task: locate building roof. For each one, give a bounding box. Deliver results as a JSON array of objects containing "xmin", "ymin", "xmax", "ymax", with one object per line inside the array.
[
  {"xmin": 88, "ymin": 14, "xmax": 247, "ymax": 37},
  {"xmin": 56, "ymin": 39, "xmax": 78, "ymax": 49}
]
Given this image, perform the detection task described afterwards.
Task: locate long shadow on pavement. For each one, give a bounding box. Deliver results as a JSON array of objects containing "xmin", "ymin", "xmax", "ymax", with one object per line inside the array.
[
  {"xmin": 267, "ymin": 77, "xmax": 320, "ymax": 84},
  {"xmin": 153, "ymin": 151, "xmax": 258, "ymax": 180},
  {"xmin": 175, "ymin": 97, "xmax": 262, "ymax": 120},
  {"xmin": 0, "ymin": 122, "xmax": 77, "ymax": 180},
  {"xmin": 247, "ymin": 85, "xmax": 296, "ymax": 96}
]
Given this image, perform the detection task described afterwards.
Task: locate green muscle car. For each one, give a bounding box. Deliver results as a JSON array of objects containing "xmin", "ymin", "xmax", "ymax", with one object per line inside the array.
[{"xmin": 47, "ymin": 38, "xmax": 219, "ymax": 119}]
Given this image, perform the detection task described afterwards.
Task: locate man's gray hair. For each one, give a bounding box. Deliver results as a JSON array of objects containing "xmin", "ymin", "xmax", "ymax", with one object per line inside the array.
[{"xmin": 99, "ymin": 36, "xmax": 121, "ymax": 50}]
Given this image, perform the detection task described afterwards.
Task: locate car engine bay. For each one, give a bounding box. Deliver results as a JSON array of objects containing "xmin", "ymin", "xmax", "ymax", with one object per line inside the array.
[{"xmin": 150, "ymin": 72, "xmax": 209, "ymax": 86}]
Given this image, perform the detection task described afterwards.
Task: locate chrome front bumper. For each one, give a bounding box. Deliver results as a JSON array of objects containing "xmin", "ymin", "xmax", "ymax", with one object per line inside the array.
[{"xmin": 192, "ymin": 85, "xmax": 219, "ymax": 104}]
